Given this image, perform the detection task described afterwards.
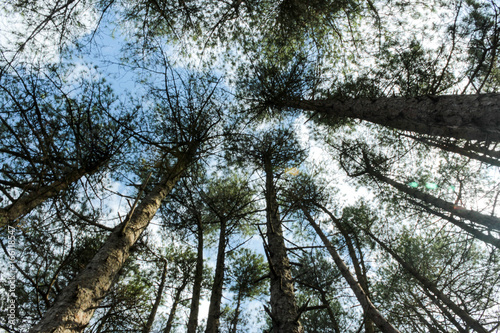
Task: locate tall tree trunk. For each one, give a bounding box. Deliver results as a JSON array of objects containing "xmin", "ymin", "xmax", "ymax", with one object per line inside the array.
[
  {"xmin": 402, "ymin": 133, "xmax": 500, "ymax": 167},
  {"xmin": 142, "ymin": 260, "xmax": 168, "ymax": 333},
  {"xmin": 302, "ymin": 210, "xmax": 400, "ymax": 333},
  {"xmin": 163, "ymin": 276, "xmax": 189, "ymax": 333},
  {"xmin": 205, "ymin": 218, "xmax": 227, "ymax": 333},
  {"xmin": 282, "ymin": 94, "xmax": 500, "ymax": 142},
  {"xmin": 187, "ymin": 217, "xmax": 204, "ymax": 333},
  {"xmin": 0, "ymin": 166, "xmax": 91, "ymax": 227},
  {"xmin": 365, "ymin": 230, "xmax": 488, "ymax": 333},
  {"xmin": 29, "ymin": 150, "xmax": 194, "ymax": 333},
  {"xmin": 316, "ymin": 203, "xmax": 374, "ymax": 333},
  {"xmin": 229, "ymin": 290, "xmax": 243, "ymax": 333},
  {"xmin": 367, "ymin": 169, "xmax": 500, "ymax": 232},
  {"xmin": 406, "ymin": 198, "xmax": 500, "ymax": 249},
  {"xmin": 263, "ymin": 158, "xmax": 303, "ymax": 333},
  {"xmin": 318, "ymin": 291, "xmax": 341, "ymax": 333}
]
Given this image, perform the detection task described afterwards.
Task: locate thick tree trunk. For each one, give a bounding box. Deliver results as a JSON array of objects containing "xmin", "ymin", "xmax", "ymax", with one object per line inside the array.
[
  {"xmin": 366, "ymin": 230, "xmax": 488, "ymax": 333},
  {"xmin": 282, "ymin": 94, "xmax": 500, "ymax": 142},
  {"xmin": 187, "ymin": 218, "xmax": 204, "ymax": 333},
  {"xmin": 163, "ymin": 276, "xmax": 189, "ymax": 333},
  {"xmin": 142, "ymin": 260, "xmax": 168, "ymax": 333},
  {"xmin": 263, "ymin": 159, "xmax": 303, "ymax": 333},
  {"xmin": 29, "ymin": 151, "xmax": 193, "ymax": 333},
  {"xmin": 0, "ymin": 167, "xmax": 90, "ymax": 227},
  {"xmin": 368, "ymin": 170, "xmax": 500, "ymax": 232},
  {"xmin": 302, "ymin": 210, "xmax": 400, "ymax": 333},
  {"xmin": 205, "ymin": 218, "xmax": 227, "ymax": 333}
]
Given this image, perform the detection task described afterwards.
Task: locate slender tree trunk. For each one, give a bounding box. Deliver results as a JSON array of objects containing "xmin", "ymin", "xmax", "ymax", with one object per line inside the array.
[
  {"xmin": 302, "ymin": 210, "xmax": 400, "ymax": 333},
  {"xmin": 365, "ymin": 230, "xmax": 488, "ymax": 333},
  {"xmin": 29, "ymin": 150, "xmax": 194, "ymax": 333},
  {"xmin": 403, "ymin": 134, "xmax": 500, "ymax": 167},
  {"xmin": 406, "ymin": 198, "xmax": 500, "ymax": 249},
  {"xmin": 422, "ymin": 288, "xmax": 467, "ymax": 333},
  {"xmin": 142, "ymin": 260, "xmax": 168, "ymax": 333},
  {"xmin": 263, "ymin": 158, "xmax": 303, "ymax": 333},
  {"xmin": 187, "ymin": 218, "xmax": 204, "ymax": 333},
  {"xmin": 163, "ymin": 276, "xmax": 189, "ymax": 333},
  {"xmin": 316, "ymin": 204, "xmax": 374, "ymax": 333},
  {"xmin": 318, "ymin": 290, "xmax": 341, "ymax": 333},
  {"xmin": 282, "ymin": 94, "xmax": 500, "ymax": 142},
  {"xmin": 0, "ymin": 166, "xmax": 90, "ymax": 227},
  {"xmin": 229, "ymin": 290, "xmax": 242, "ymax": 333},
  {"xmin": 368, "ymin": 169, "xmax": 500, "ymax": 232},
  {"xmin": 205, "ymin": 218, "xmax": 227, "ymax": 333}
]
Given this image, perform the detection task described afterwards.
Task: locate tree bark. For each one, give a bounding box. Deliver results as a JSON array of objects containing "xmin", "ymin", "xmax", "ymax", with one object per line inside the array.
[
  {"xmin": 282, "ymin": 94, "xmax": 500, "ymax": 142},
  {"xmin": 302, "ymin": 210, "xmax": 400, "ymax": 333},
  {"xmin": 142, "ymin": 260, "xmax": 168, "ymax": 333},
  {"xmin": 186, "ymin": 217, "xmax": 204, "ymax": 333},
  {"xmin": 0, "ymin": 166, "xmax": 90, "ymax": 228},
  {"xmin": 263, "ymin": 158, "xmax": 303, "ymax": 333},
  {"xmin": 365, "ymin": 230, "xmax": 488, "ymax": 333},
  {"xmin": 368, "ymin": 169, "xmax": 500, "ymax": 232},
  {"xmin": 29, "ymin": 150, "xmax": 194, "ymax": 333},
  {"xmin": 205, "ymin": 218, "xmax": 227, "ymax": 333}
]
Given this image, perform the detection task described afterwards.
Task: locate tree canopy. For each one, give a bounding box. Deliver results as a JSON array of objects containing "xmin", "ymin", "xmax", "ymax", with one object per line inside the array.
[{"xmin": 1, "ymin": 1, "xmax": 499, "ymax": 333}]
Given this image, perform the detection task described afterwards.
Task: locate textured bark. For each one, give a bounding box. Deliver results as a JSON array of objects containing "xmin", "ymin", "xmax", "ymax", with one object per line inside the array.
[
  {"xmin": 282, "ymin": 94, "xmax": 500, "ymax": 142},
  {"xmin": 368, "ymin": 170, "xmax": 500, "ymax": 232},
  {"xmin": 366, "ymin": 230, "xmax": 488, "ymax": 333},
  {"xmin": 142, "ymin": 260, "xmax": 168, "ymax": 333},
  {"xmin": 0, "ymin": 167, "xmax": 89, "ymax": 227},
  {"xmin": 303, "ymin": 211, "xmax": 400, "ymax": 333},
  {"xmin": 163, "ymin": 276, "xmax": 189, "ymax": 333},
  {"xmin": 186, "ymin": 218, "xmax": 204, "ymax": 333},
  {"xmin": 29, "ymin": 151, "xmax": 193, "ymax": 333},
  {"xmin": 205, "ymin": 218, "xmax": 227, "ymax": 333},
  {"xmin": 264, "ymin": 158, "xmax": 303, "ymax": 333}
]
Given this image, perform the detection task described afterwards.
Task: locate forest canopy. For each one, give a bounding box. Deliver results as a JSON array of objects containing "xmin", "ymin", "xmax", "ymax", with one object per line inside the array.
[{"xmin": 0, "ymin": 1, "xmax": 500, "ymax": 333}]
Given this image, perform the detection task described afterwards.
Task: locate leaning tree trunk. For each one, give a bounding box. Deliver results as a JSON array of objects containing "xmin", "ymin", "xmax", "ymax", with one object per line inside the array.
[
  {"xmin": 365, "ymin": 230, "xmax": 489, "ymax": 333},
  {"xmin": 302, "ymin": 210, "xmax": 400, "ymax": 333},
  {"xmin": 229, "ymin": 290, "xmax": 243, "ymax": 333},
  {"xmin": 142, "ymin": 260, "xmax": 168, "ymax": 333},
  {"xmin": 205, "ymin": 218, "xmax": 227, "ymax": 333},
  {"xmin": 367, "ymin": 169, "xmax": 500, "ymax": 232},
  {"xmin": 401, "ymin": 133, "xmax": 500, "ymax": 167},
  {"xmin": 163, "ymin": 276, "xmax": 189, "ymax": 333},
  {"xmin": 317, "ymin": 203, "xmax": 374, "ymax": 333},
  {"xmin": 0, "ymin": 166, "xmax": 93, "ymax": 228},
  {"xmin": 406, "ymin": 198, "xmax": 500, "ymax": 249},
  {"xmin": 263, "ymin": 158, "xmax": 303, "ymax": 333},
  {"xmin": 281, "ymin": 94, "xmax": 500, "ymax": 142},
  {"xmin": 186, "ymin": 217, "xmax": 204, "ymax": 333},
  {"xmin": 29, "ymin": 150, "xmax": 195, "ymax": 333}
]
